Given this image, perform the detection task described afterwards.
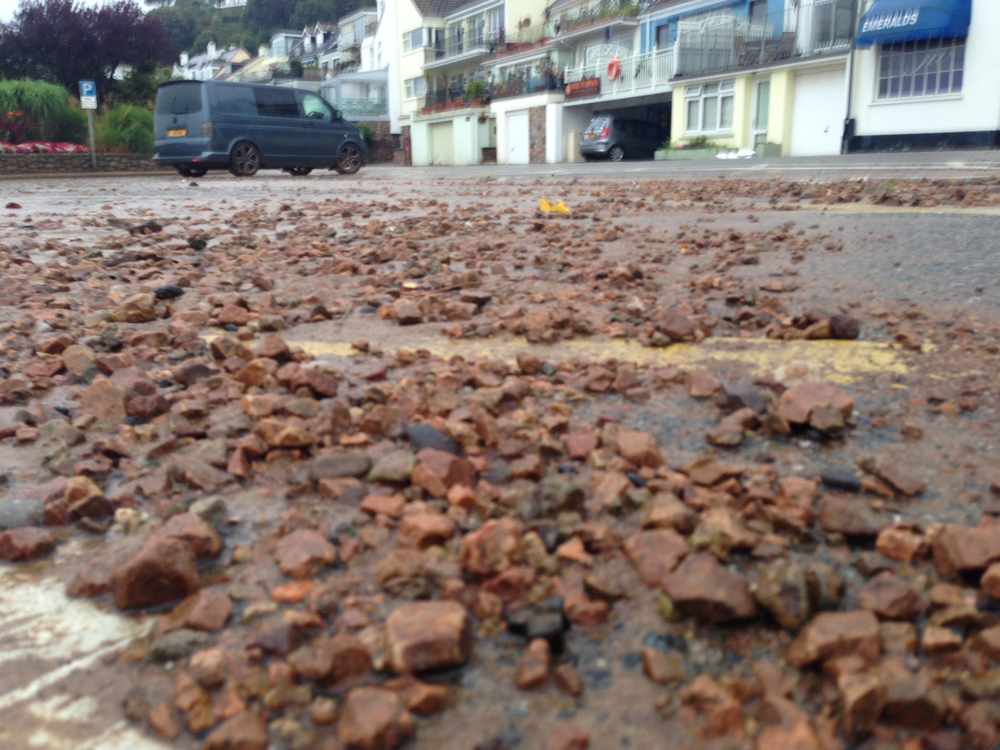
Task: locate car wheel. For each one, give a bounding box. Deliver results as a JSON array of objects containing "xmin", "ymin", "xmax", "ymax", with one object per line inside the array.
[
  {"xmin": 229, "ymin": 141, "xmax": 261, "ymax": 177},
  {"xmin": 284, "ymin": 167, "xmax": 313, "ymax": 176},
  {"xmin": 609, "ymin": 145, "xmax": 625, "ymax": 162},
  {"xmin": 334, "ymin": 143, "xmax": 363, "ymax": 175}
]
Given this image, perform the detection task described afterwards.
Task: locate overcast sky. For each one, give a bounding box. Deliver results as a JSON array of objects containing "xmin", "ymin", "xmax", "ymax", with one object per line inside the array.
[{"xmin": 0, "ymin": 0, "xmax": 106, "ymax": 23}]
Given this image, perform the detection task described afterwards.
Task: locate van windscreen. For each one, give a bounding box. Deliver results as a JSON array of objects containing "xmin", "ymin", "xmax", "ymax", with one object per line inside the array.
[{"xmin": 156, "ymin": 83, "xmax": 203, "ymax": 115}]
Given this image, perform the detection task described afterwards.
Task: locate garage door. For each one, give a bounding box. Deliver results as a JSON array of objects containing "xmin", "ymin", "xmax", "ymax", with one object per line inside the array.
[
  {"xmin": 430, "ymin": 121, "xmax": 454, "ymax": 165},
  {"xmin": 790, "ymin": 68, "xmax": 845, "ymax": 157},
  {"xmin": 505, "ymin": 110, "xmax": 530, "ymax": 165}
]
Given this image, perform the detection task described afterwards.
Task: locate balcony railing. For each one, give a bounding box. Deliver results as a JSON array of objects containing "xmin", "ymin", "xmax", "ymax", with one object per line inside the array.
[
  {"xmin": 674, "ymin": 0, "xmax": 852, "ymax": 78},
  {"xmin": 432, "ymin": 29, "xmax": 505, "ymax": 62},
  {"xmin": 553, "ymin": 1, "xmax": 639, "ymax": 36},
  {"xmin": 335, "ymin": 97, "xmax": 388, "ymax": 119},
  {"xmin": 490, "ymin": 73, "xmax": 565, "ymax": 100},
  {"xmin": 563, "ymin": 47, "xmax": 674, "ymax": 100}
]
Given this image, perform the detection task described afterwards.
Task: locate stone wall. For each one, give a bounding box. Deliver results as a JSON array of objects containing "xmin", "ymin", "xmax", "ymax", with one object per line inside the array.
[
  {"xmin": 0, "ymin": 153, "xmax": 165, "ymax": 175},
  {"xmin": 529, "ymin": 107, "xmax": 546, "ymax": 164},
  {"xmin": 396, "ymin": 125, "xmax": 412, "ymax": 166},
  {"xmin": 355, "ymin": 120, "xmax": 395, "ymax": 164}
]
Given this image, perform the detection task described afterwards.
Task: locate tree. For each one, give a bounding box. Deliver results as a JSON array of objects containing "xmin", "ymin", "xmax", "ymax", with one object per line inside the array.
[{"xmin": 0, "ymin": 0, "xmax": 173, "ymax": 99}]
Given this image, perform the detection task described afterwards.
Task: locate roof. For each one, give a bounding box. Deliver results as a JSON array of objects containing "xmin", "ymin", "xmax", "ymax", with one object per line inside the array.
[{"xmin": 412, "ymin": 0, "xmax": 472, "ymax": 18}]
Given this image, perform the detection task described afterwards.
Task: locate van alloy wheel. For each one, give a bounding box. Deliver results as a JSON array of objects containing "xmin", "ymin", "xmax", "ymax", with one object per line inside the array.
[
  {"xmin": 609, "ymin": 145, "xmax": 625, "ymax": 162},
  {"xmin": 335, "ymin": 143, "xmax": 362, "ymax": 175},
  {"xmin": 229, "ymin": 142, "xmax": 261, "ymax": 177}
]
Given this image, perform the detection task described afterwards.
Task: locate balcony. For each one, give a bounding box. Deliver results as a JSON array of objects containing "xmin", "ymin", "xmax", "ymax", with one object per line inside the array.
[
  {"xmin": 552, "ymin": 1, "xmax": 640, "ymax": 44},
  {"xmin": 562, "ymin": 47, "xmax": 675, "ymax": 104},
  {"xmin": 423, "ymin": 30, "xmax": 505, "ymax": 70},
  {"xmin": 674, "ymin": 0, "xmax": 853, "ymax": 79},
  {"xmin": 320, "ymin": 69, "xmax": 389, "ymax": 120},
  {"xmin": 490, "ymin": 73, "xmax": 565, "ymax": 100}
]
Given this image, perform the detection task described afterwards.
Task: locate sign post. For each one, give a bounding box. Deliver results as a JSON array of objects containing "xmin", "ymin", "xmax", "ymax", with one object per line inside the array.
[{"xmin": 79, "ymin": 80, "xmax": 97, "ymax": 169}]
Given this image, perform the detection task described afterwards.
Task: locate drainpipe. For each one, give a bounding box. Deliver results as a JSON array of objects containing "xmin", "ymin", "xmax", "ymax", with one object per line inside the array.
[{"xmin": 841, "ymin": 0, "xmax": 860, "ymax": 154}]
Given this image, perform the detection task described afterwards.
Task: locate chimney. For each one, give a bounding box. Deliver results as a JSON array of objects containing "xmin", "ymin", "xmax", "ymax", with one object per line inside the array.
[
  {"xmin": 207, "ymin": 40, "xmax": 217, "ymax": 57},
  {"xmin": 180, "ymin": 51, "xmax": 189, "ymax": 66}
]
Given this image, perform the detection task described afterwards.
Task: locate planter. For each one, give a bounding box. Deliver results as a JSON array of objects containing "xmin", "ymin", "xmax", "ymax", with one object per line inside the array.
[{"xmin": 655, "ymin": 147, "xmax": 721, "ymax": 161}]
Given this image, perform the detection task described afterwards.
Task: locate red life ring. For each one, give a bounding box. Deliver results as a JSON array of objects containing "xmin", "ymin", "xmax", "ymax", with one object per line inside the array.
[{"xmin": 607, "ymin": 57, "xmax": 622, "ymax": 80}]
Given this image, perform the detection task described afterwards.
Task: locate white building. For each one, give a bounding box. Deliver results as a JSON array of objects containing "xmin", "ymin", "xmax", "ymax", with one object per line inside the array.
[
  {"xmin": 847, "ymin": 0, "xmax": 998, "ymax": 151},
  {"xmin": 173, "ymin": 42, "xmax": 251, "ymax": 81}
]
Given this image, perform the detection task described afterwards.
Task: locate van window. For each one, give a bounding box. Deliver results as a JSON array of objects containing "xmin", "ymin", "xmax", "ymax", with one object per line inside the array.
[
  {"xmin": 156, "ymin": 83, "xmax": 202, "ymax": 115},
  {"xmin": 298, "ymin": 92, "xmax": 332, "ymax": 122},
  {"xmin": 254, "ymin": 87, "xmax": 299, "ymax": 118},
  {"xmin": 213, "ymin": 86, "xmax": 257, "ymax": 115}
]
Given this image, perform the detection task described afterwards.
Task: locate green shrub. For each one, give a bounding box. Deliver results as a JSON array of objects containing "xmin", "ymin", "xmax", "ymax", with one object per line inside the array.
[
  {"xmin": 357, "ymin": 123, "xmax": 374, "ymax": 147},
  {"xmin": 464, "ymin": 80, "xmax": 487, "ymax": 101},
  {"xmin": 96, "ymin": 104, "xmax": 153, "ymax": 155},
  {"xmin": 0, "ymin": 79, "xmax": 85, "ymax": 143}
]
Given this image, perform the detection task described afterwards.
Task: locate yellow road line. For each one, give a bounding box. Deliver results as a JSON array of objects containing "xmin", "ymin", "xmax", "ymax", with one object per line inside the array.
[
  {"xmin": 818, "ymin": 203, "xmax": 1000, "ymax": 217},
  {"xmin": 283, "ymin": 335, "xmax": 910, "ymax": 384}
]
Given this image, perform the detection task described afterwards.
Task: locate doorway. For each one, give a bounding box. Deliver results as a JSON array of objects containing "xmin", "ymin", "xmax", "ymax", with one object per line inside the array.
[{"xmin": 750, "ymin": 79, "xmax": 770, "ymax": 152}]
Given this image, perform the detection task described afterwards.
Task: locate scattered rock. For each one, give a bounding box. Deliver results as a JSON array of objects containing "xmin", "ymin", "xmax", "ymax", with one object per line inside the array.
[
  {"xmin": 662, "ymin": 553, "xmax": 757, "ymax": 623},
  {"xmin": 386, "ymin": 601, "xmax": 471, "ymax": 673},
  {"xmin": 275, "ymin": 529, "xmax": 336, "ymax": 579},
  {"xmin": 338, "ymin": 687, "xmax": 413, "ymax": 750},
  {"xmin": 787, "ymin": 611, "xmax": 880, "ymax": 667},
  {"xmin": 515, "ymin": 638, "xmax": 550, "ymax": 689},
  {"xmin": 0, "ymin": 527, "xmax": 56, "ymax": 561},
  {"xmin": 776, "ymin": 382, "xmax": 854, "ymax": 432},
  {"xmin": 114, "ymin": 536, "xmax": 199, "ymax": 610}
]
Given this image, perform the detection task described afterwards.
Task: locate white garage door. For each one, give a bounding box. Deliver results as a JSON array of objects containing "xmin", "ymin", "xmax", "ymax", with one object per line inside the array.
[
  {"xmin": 790, "ymin": 68, "xmax": 846, "ymax": 157},
  {"xmin": 505, "ymin": 109, "xmax": 530, "ymax": 165},
  {"xmin": 430, "ymin": 121, "xmax": 454, "ymax": 165}
]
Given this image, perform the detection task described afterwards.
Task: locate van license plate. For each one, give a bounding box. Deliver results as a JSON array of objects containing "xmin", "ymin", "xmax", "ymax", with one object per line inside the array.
[{"xmin": 167, "ymin": 128, "xmax": 187, "ymax": 137}]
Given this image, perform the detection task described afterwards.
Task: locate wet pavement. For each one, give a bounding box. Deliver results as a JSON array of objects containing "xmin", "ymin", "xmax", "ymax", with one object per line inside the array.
[{"xmin": 1, "ymin": 167, "xmax": 1000, "ymax": 750}]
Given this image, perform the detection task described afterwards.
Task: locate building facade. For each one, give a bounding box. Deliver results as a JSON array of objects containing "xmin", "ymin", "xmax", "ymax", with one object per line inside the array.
[{"xmin": 847, "ymin": 0, "xmax": 998, "ymax": 151}]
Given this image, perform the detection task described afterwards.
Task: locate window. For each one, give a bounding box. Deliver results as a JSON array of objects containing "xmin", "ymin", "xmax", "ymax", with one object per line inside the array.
[
  {"xmin": 298, "ymin": 92, "xmax": 332, "ymax": 121},
  {"xmin": 254, "ymin": 87, "xmax": 299, "ymax": 118},
  {"xmin": 685, "ymin": 80, "xmax": 734, "ymax": 132},
  {"xmin": 402, "ymin": 27, "xmax": 427, "ymax": 51},
  {"xmin": 877, "ymin": 38, "xmax": 965, "ymax": 100},
  {"xmin": 404, "ymin": 76, "xmax": 427, "ymax": 99},
  {"xmin": 212, "ymin": 85, "xmax": 256, "ymax": 115},
  {"xmin": 156, "ymin": 83, "xmax": 203, "ymax": 115}
]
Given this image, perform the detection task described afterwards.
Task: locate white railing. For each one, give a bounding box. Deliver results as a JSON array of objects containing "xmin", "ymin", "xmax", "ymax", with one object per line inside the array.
[{"xmin": 563, "ymin": 46, "xmax": 674, "ymax": 99}]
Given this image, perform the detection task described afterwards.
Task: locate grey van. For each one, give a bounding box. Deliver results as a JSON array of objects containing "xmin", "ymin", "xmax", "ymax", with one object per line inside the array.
[
  {"xmin": 580, "ymin": 114, "xmax": 666, "ymax": 161},
  {"xmin": 154, "ymin": 80, "xmax": 367, "ymax": 178}
]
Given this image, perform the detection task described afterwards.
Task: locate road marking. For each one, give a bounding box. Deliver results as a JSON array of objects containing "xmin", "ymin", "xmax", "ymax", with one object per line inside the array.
[
  {"xmin": 270, "ymin": 335, "xmax": 911, "ymax": 384},
  {"xmin": 817, "ymin": 203, "xmax": 1000, "ymax": 217}
]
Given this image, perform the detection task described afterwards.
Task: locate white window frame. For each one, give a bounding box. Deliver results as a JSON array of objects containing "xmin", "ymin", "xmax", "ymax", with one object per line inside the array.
[
  {"xmin": 875, "ymin": 38, "xmax": 965, "ymax": 101},
  {"xmin": 402, "ymin": 27, "xmax": 429, "ymax": 52},
  {"xmin": 685, "ymin": 79, "xmax": 735, "ymax": 134},
  {"xmin": 404, "ymin": 76, "xmax": 427, "ymax": 100}
]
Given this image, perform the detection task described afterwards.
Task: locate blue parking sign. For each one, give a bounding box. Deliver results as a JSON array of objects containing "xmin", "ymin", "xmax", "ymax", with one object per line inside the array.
[{"xmin": 79, "ymin": 80, "xmax": 97, "ymax": 110}]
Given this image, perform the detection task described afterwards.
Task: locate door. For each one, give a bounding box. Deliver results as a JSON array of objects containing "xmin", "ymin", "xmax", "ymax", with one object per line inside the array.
[
  {"xmin": 789, "ymin": 68, "xmax": 845, "ymax": 156},
  {"xmin": 296, "ymin": 90, "xmax": 342, "ymax": 163},
  {"xmin": 505, "ymin": 109, "xmax": 530, "ymax": 164},
  {"xmin": 750, "ymin": 79, "xmax": 770, "ymax": 152},
  {"xmin": 252, "ymin": 87, "xmax": 302, "ymax": 161},
  {"xmin": 430, "ymin": 121, "xmax": 454, "ymax": 165}
]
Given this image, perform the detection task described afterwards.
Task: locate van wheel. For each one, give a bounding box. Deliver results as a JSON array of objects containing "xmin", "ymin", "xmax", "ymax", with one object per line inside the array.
[
  {"xmin": 609, "ymin": 145, "xmax": 625, "ymax": 162},
  {"xmin": 334, "ymin": 143, "xmax": 363, "ymax": 175},
  {"xmin": 229, "ymin": 142, "xmax": 261, "ymax": 177},
  {"xmin": 283, "ymin": 167, "xmax": 312, "ymax": 176}
]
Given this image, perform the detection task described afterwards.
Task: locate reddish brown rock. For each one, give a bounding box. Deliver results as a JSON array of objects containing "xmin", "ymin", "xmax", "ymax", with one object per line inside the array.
[
  {"xmin": 360, "ymin": 494, "xmax": 406, "ymax": 518},
  {"xmin": 399, "ymin": 511, "xmax": 455, "ymax": 548},
  {"xmin": 983, "ymin": 563, "xmax": 1000, "ymax": 600},
  {"xmin": 876, "ymin": 525, "xmax": 927, "ymax": 563},
  {"xmin": 275, "ymin": 529, "xmax": 336, "ymax": 579},
  {"xmin": 113, "ymin": 536, "xmax": 199, "ymax": 610},
  {"xmin": 386, "ymin": 601, "xmax": 471, "ymax": 674},
  {"xmin": 79, "ymin": 378, "xmax": 126, "ymax": 428},
  {"xmin": 787, "ymin": 611, "xmax": 880, "ymax": 667},
  {"xmin": 515, "ymin": 638, "xmax": 550, "ymax": 690},
  {"xmin": 148, "ymin": 703, "xmax": 181, "ymax": 740},
  {"xmin": 290, "ymin": 634, "xmax": 373, "ymax": 683},
  {"xmin": 256, "ymin": 417, "xmax": 315, "ymax": 448},
  {"xmin": 615, "ymin": 428, "xmax": 663, "ymax": 468},
  {"xmin": 858, "ymin": 572, "xmax": 927, "ymax": 620},
  {"xmin": 157, "ymin": 512, "xmax": 221, "ymax": 558},
  {"xmin": 547, "ymin": 724, "xmax": 590, "ymax": 750},
  {"xmin": 202, "ymin": 710, "xmax": 269, "ymax": 750},
  {"xmin": 65, "ymin": 475, "xmax": 112, "ymax": 519},
  {"xmin": 754, "ymin": 720, "xmax": 821, "ymax": 750},
  {"xmin": 114, "ymin": 293, "xmax": 158, "ymax": 323},
  {"xmin": 776, "ymin": 382, "xmax": 853, "ymax": 431},
  {"xmin": 972, "ymin": 625, "xmax": 1000, "ymax": 659},
  {"xmin": 859, "ymin": 456, "xmax": 926, "ymax": 497},
  {"xmin": 662, "ymin": 553, "xmax": 757, "ymax": 623},
  {"xmin": 624, "ymin": 529, "xmax": 688, "ymax": 587},
  {"xmin": 680, "ymin": 674, "xmax": 743, "ymax": 738},
  {"xmin": 338, "ymin": 687, "xmax": 413, "ymax": 750},
  {"xmin": 554, "ymin": 664, "xmax": 584, "ymax": 697},
  {"xmin": 564, "ymin": 430, "xmax": 598, "ymax": 460},
  {"xmin": 642, "ymin": 648, "xmax": 686, "ymax": 685},
  {"xmin": 0, "ymin": 527, "xmax": 56, "ymax": 561},
  {"xmin": 838, "ymin": 670, "xmax": 886, "ymax": 734},
  {"xmin": 410, "ymin": 448, "xmax": 475, "ymax": 498},
  {"xmin": 161, "ymin": 589, "xmax": 232, "ymax": 632},
  {"xmin": 932, "ymin": 524, "xmax": 1000, "ymax": 577},
  {"xmin": 460, "ymin": 518, "xmax": 523, "ymax": 577},
  {"xmin": 402, "ymin": 682, "xmax": 449, "ymax": 716}
]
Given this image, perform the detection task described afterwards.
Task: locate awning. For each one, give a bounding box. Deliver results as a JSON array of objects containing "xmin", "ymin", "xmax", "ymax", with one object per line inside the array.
[{"xmin": 856, "ymin": 0, "xmax": 972, "ymax": 47}]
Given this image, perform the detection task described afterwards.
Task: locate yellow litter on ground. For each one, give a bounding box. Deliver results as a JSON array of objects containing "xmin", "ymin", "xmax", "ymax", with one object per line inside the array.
[{"xmin": 538, "ymin": 198, "xmax": 571, "ymax": 216}]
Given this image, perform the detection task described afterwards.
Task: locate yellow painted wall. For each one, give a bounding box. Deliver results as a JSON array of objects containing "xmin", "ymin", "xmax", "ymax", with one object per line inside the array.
[
  {"xmin": 670, "ymin": 78, "xmax": 744, "ymax": 149},
  {"xmin": 766, "ymin": 69, "xmax": 794, "ymax": 155},
  {"xmin": 397, "ymin": 0, "xmax": 436, "ymax": 123},
  {"xmin": 505, "ymin": 0, "xmax": 547, "ymax": 38}
]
